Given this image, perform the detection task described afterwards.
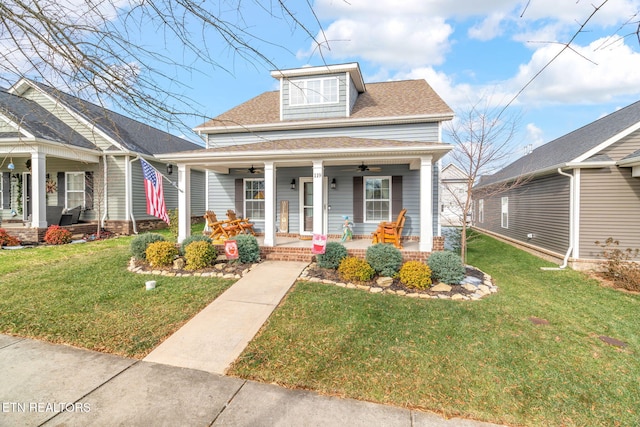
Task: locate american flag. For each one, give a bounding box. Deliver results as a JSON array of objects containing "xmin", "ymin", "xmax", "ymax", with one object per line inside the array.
[{"xmin": 140, "ymin": 158, "xmax": 170, "ymax": 224}]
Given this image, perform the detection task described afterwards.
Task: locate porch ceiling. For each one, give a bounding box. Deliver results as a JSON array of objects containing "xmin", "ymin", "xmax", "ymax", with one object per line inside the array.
[{"xmin": 157, "ymin": 137, "xmax": 452, "ymax": 173}]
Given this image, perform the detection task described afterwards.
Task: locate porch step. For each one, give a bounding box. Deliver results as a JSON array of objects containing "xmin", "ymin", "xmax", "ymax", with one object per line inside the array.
[{"xmin": 260, "ymin": 246, "xmax": 315, "ymax": 262}]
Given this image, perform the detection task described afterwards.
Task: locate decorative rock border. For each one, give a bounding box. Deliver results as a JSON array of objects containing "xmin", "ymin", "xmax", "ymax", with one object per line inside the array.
[
  {"xmin": 127, "ymin": 257, "xmax": 257, "ymax": 279},
  {"xmin": 298, "ymin": 263, "xmax": 498, "ymax": 301}
]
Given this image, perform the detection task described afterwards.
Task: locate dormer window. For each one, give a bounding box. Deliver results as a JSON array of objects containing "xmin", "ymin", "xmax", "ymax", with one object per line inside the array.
[{"xmin": 289, "ymin": 77, "xmax": 339, "ymax": 106}]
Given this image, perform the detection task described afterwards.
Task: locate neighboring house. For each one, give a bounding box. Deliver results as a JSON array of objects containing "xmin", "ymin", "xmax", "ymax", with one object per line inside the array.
[
  {"xmin": 0, "ymin": 78, "xmax": 205, "ymax": 242},
  {"xmin": 159, "ymin": 62, "xmax": 454, "ymax": 253},
  {"xmin": 440, "ymin": 163, "xmax": 469, "ymax": 227},
  {"xmin": 473, "ymin": 100, "xmax": 640, "ymax": 270}
]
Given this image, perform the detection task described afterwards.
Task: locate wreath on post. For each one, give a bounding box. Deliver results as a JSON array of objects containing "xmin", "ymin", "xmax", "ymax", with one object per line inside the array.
[{"xmin": 46, "ymin": 179, "xmax": 57, "ymax": 194}]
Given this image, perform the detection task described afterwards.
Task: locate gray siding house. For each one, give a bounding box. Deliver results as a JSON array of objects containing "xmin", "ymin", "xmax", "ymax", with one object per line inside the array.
[
  {"xmin": 0, "ymin": 78, "xmax": 205, "ymax": 241},
  {"xmin": 159, "ymin": 63, "xmax": 455, "ymax": 253},
  {"xmin": 473, "ymin": 100, "xmax": 640, "ymax": 270}
]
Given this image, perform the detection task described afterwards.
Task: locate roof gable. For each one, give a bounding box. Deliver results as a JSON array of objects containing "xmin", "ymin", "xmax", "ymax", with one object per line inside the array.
[
  {"xmin": 195, "ymin": 79, "xmax": 453, "ymax": 131},
  {"xmin": 11, "ymin": 79, "xmax": 202, "ymax": 155},
  {"xmin": 0, "ymin": 88, "xmax": 97, "ymax": 149},
  {"xmin": 478, "ymin": 100, "xmax": 640, "ymax": 186}
]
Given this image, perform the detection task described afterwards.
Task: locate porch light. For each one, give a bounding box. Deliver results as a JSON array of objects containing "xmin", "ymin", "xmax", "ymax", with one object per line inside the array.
[
  {"xmin": 166, "ymin": 164, "xmax": 173, "ymax": 175},
  {"xmin": 7, "ymin": 158, "xmax": 14, "ymax": 170},
  {"xmin": 290, "ymin": 179, "xmax": 296, "ymax": 190},
  {"xmin": 331, "ymin": 178, "xmax": 337, "ymax": 189}
]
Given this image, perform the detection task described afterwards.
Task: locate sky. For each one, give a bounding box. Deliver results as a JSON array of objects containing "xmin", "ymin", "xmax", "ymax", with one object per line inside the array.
[
  {"xmin": 6, "ymin": 0, "xmax": 640, "ymax": 164},
  {"xmin": 167, "ymin": 0, "xmax": 640, "ymax": 163}
]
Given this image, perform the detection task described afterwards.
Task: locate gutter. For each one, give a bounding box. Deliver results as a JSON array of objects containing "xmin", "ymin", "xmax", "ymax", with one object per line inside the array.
[
  {"xmin": 541, "ymin": 168, "xmax": 574, "ymax": 270},
  {"xmin": 101, "ymin": 155, "xmax": 108, "ymax": 229}
]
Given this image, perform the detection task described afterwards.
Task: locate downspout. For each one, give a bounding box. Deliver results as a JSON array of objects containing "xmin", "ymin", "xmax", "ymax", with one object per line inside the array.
[{"xmin": 542, "ymin": 168, "xmax": 573, "ymax": 270}]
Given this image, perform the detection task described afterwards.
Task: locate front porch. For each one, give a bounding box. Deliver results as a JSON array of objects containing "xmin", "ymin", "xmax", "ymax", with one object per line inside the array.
[{"xmin": 214, "ymin": 234, "xmax": 444, "ymax": 263}]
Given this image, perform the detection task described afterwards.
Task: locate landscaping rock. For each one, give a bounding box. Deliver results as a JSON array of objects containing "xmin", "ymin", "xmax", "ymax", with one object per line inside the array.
[
  {"xmin": 462, "ymin": 283, "xmax": 477, "ymax": 292},
  {"xmin": 172, "ymin": 258, "xmax": 185, "ymax": 270},
  {"xmin": 451, "ymin": 294, "xmax": 465, "ymax": 300},
  {"xmin": 370, "ymin": 287, "xmax": 383, "ymax": 293},
  {"xmin": 431, "ymin": 283, "xmax": 452, "ymax": 292},
  {"xmin": 376, "ymin": 277, "xmax": 394, "ymax": 287}
]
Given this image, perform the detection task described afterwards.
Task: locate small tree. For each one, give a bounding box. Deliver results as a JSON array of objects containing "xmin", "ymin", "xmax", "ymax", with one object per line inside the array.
[{"xmin": 445, "ymin": 97, "xmax": 526, "ymax": 262}]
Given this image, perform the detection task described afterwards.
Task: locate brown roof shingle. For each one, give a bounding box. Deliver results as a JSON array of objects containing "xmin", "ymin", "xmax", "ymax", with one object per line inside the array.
[{"xmin": 196, "ymin": 79, "xmax": 452, "ymax": 130}]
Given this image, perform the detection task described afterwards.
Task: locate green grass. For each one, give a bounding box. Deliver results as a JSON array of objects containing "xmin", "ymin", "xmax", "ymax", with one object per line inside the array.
[
  {"xmin": 228, "ymin": 234, "xmax": 640, "ymax": 427},
  {"xmin": 0, "ymin": 234, "xmax": 234, "ymax": 358}
]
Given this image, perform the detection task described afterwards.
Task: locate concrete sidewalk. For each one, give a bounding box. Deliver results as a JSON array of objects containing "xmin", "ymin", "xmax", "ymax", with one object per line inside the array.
[
  {"xmin": 0, "ymin": 335, "xmax": 505, "ymax": 426},
  {"xmin": 143, "ymin": 260, "xmax": 309, "ymax": 374}
]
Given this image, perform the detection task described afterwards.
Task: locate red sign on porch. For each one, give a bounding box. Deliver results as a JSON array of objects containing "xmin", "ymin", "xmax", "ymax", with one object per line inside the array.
[
  {"xmin": 224, "ymin": 240, "xmax": 239, "ymax": 259},
  {"xmin": 311, "ymin": 234, "xmax": 327, "ymax": 255}
]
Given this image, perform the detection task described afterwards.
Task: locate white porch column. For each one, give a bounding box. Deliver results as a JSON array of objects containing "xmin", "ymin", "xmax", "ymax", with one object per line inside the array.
[
  {"xmin": 263, "ymin": 161, "xmax": 276, "ymax": 247},
  {"xmin": 177, "ymin": 164, "xmax": 191, "ymax": 244},
  {"xmin": 312, "ymin": 160, "xmax": 324, "ymax": 235},
  {"xmin": 419, "ymin": 156, "xmax": 433, "ymax": 252},
  {"xmin": 31, "ymin": 152, "xmax": 47, "ymax": 228}
]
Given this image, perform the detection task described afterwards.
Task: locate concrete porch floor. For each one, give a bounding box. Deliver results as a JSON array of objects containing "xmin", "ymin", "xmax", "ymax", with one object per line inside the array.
[{"xmin": 256, "ymin": 234, "xmax": 420, "ymax": 251}]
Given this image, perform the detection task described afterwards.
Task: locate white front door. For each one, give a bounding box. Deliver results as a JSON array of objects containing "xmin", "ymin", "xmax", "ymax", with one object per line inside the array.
[{"xmin": 299, "ymin": 177, "xmax": 328, "ymax": 236}]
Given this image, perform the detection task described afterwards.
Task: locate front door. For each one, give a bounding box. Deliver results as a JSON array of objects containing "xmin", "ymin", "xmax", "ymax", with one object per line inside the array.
[{"xmin": 299, "ymin": 177, "xmax": 328, "ymax": 236}]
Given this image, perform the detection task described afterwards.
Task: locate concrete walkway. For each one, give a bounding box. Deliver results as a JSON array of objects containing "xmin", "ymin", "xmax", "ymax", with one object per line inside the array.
[
  {"xmin": 0, "ymin": 335, "xmax": 504, "ymax": 426},
  {"xmin": 0, "ymin": 260, "xmax": 506, "ymax": 426},
  {"xmin": 144, "ymin": 260, "xmax": 309, "ymax": 374}
]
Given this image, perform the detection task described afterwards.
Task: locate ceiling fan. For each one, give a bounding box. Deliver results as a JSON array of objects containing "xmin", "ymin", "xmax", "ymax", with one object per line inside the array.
[
  {"xmin": 232, "ymin": 165, "xmax": 264, "ymax": 174},
  {"xmin": 342, "ymin": 162, "xmax": 382, "ymax": 172}
]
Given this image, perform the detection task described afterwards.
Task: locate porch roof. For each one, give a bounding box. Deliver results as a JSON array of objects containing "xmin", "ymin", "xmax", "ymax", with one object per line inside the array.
[{"xmin": 156, "ymin": 136, "xmax": 452, "ymax": 172}]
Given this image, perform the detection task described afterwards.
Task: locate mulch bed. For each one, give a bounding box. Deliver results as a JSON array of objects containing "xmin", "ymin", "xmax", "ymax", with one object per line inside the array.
[
  {"xmin": 131, "ymin": 258, "xmax": 256, "ymax": 277},
  {"xmin": 303, "ymin": 264, "xmax": 489, "ymax": 297}
]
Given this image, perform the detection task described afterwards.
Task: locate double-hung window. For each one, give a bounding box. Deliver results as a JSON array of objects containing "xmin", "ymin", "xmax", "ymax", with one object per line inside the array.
[
  {"xmin": 478, "ymin": 199, "xmax": 484, "ymax": 223},
  {"xmin": 364, "ymin": 177, "xmax": 391, "ymax": 222},
  {"xmin": 289, "ymin": 77, "xmax": 339, "ymax": 106},
  {"xmin": 501, "ymin": 197, "xmax": 508, "ymax": 228},
  {"xmin": 66, "ymin": 172, "xmax": 85, "ymax": 209},
  {"xmin": 244, "ymin": 179, "xmax": 265, "ymax": 220}
]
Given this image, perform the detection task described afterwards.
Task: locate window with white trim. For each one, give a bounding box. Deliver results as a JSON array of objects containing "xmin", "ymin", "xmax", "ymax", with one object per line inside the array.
[
  {"xmin": 0, "ymin": 175, "xmax": 3, "ymax": 209},
  {"xmin": 501, "ymin": 197, "xmax": 508, "ymax": 228},
  {"xmin": 289, "ymin": 77, "xmax": 339, "ymax": 106},
  {"xmin": 244, "ymin": 178, "xmax": 265, "ymax": 220},
  {"xmin": 66, "ymin": 172, "xmax": 85, "ymax": 209},
  {"xmin": 364, "ymin": 177, "xmax": 391, "ymax": 222},
  {"xmin": 478, "ymin": 199, "xmax": 484, "ymax": 223}
]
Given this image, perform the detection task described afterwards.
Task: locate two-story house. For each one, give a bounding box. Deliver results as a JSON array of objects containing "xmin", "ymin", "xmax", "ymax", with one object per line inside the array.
[{"xmin": 159, "ymin": 63, "xmax": 454, "ymax": 257}]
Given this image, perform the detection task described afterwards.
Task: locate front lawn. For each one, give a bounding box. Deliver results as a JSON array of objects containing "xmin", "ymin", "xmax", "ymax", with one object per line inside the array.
[
  {"xmin": 228, "ymin": 234, "xmax": 640, "ymax": 427},
  {"xmin": 0, "ymin": 236, "xmax": 234, "ymax": 358}
]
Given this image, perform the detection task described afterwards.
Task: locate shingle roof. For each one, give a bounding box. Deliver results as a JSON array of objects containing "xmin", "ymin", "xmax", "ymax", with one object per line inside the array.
[
  {"xmin": 196, "ymin": 79, "xmax": 453, "ymax": 130},
  {"xmin": 478, "ymin": 100, "xmax": 640, "ymax": 187},
  {"xmin": 0, "ymin": 89, "xmax": 97, "ymax": 149},
  {"xmin": 622, "ymin": 148, "xmax": 640, "ymax": 160},
  {"xmin": 177, "ymin": 136, "xmax": 447, "ymax": 154},
  {"xmin": 28, "ymin": 80, "xmax": 203, "ymax": 155}
]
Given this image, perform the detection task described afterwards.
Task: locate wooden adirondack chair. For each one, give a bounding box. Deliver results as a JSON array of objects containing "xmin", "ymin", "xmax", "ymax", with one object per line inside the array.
[
  {"xmin": 372, "ymin": 208, "xmax": 407, "ymax": 249},
  {"xmin": 204, "ymin": 210, "xmax": 239, "ymax": 242},
  {"xmin": 226, "ymin": 210, "xmax": 256, "ymax": 235}
]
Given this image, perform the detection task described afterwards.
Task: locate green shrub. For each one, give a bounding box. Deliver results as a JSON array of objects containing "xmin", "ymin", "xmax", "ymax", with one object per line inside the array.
[
  {"xmin": 145, "ymin": 241, "xmax": 178, "ymax": 267},
  {"xmin": 184, "ymin": 241, "xmax": 217, "ymax": 270},
  {"xmin": 168, "ymin": 209, "xmax": 179, "ymax": 239},
  {"xmin": 43, "ymin": 225, "xmax": 72, "ymax": 245},
  {"xmin": 179, "ymin": 234, "xmax": 212, "ymax": 255},
  {"xmin": 231, "ymin": 234, "xmax": 260, "ymax": 263},
  {"xmin": 338, "ymin": 257, "xmax": 375, "ymax": 282},
  {"xmin": 0, "ymin": 228, "xmax": 20, "ymax": 247},
  {"xmin": 428, "ymin": 250, "xmax": 466, "ymax": 284},
  {"xmin": 365, "ymin": 243, "xmax": 403, "ymax": 277},
  {"xmin": 399, "ymin": 261, "xmax": 432, "ymax": 290},
  {"xmin": 317, "ymin": 242, "xmax": 348, "ymax": 269},
  {"xmin": 130, "ymin": 233, "xmax": 166, "ymax": 260}
]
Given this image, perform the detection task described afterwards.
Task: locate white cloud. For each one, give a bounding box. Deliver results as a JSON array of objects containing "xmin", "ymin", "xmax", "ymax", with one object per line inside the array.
[
  {"xmin": 468, "ymin": 12, "xmax": 507, "ymax": 41},
  {"xmin": 512, "ymin": 38, "xmax": 640, "ymax": 104},
  {"xmin": 525, "ymin": 123, "xmax": 545, "ymax": 148}
]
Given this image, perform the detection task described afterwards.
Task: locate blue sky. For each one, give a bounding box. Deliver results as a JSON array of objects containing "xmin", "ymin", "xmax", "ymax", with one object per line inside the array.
[
  {"xmin": 8, "ymin": 1, "xmax": 640, "ymax": 163},
  {"xmin": 162, "ymin": 0, "xmax": 640, "ymax": 162}
]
